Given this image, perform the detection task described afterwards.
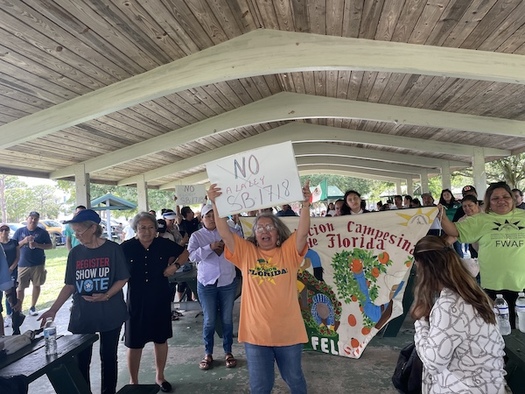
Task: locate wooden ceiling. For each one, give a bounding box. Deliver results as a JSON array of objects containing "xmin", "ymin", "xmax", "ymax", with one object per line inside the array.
[{"xmin": 1, "ymin": 0, "xmax": 525, "ymax": 189}]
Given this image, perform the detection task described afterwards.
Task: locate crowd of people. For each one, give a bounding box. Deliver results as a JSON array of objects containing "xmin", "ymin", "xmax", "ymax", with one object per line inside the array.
[
  {"xmin": 0, "ymin": 185, "xmax": 314, "ymax": 393},
  {"xmin": 1, "ymin": 180, "xmax": 524, "ymax": 393}
]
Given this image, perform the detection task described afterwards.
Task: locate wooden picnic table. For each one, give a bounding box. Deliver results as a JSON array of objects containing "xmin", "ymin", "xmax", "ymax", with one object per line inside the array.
[
  {"xmin": 0, "ymin": 333, "xmax": 98, "ymax": 394},
  {"xmin": 504, "ymin": 329, "xmax": 525, "ymax": 393}
]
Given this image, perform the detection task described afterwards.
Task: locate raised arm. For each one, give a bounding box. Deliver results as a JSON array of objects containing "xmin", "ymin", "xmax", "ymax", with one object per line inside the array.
[
  {"xmin": 437, "ymin": 204, "xmax": 459, "ymax": 237},
  {"xmin": 296, "ymin": 181, "xmax": 311, "ymax": 254},
  {"xmin": 207, "ymin": 184, "xmax": 235, "ymax": 253}
]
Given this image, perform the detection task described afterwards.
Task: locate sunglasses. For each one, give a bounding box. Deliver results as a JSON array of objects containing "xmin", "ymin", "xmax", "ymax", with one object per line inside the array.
[{"xmin": 0, "ymin": 228, "xmax": 9, "ymax": 232}]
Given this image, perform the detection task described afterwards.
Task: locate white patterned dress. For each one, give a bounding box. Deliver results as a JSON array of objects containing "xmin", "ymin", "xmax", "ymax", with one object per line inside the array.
[{"xmin": 414, "ymin": 288, "xmax": 506, "ymax": 394}]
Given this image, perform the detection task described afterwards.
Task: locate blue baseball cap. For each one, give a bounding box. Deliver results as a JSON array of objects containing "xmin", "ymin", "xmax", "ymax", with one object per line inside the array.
[{"xmin": 65, "ymin": 209, "xmax": 101, "ymax": 224}]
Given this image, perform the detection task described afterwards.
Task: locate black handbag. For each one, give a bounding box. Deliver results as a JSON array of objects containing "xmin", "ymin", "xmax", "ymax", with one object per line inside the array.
[{"xmin": 392, "ymin": 342, "xmax": 423, "ymax": 394}]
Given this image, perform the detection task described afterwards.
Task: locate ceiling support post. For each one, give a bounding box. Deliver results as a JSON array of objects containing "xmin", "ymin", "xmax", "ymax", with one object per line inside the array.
[
  {"xmin": 420, "ymin": 171, "xmax": 429, "ymax": 194},
  {"xmin": 406, "ymin": 178, "xmax": 413, "ymax": 196},
  {"xmin": 473, "ymin": 147, "xmax": 487, "ymax": 198},
  {"xmin": 137, "ymin": 175, "xmax": 149, "ymax": 213},
  {"xmin": 441, "ymin": 161, "xmax": 451, "ymax": 191},
  {"xmin": 74, "ymin": 164, "xmax": 90, "ymax": 209}
]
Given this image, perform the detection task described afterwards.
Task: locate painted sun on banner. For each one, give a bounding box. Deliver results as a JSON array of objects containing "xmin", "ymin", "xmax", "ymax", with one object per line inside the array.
[{"xmin": 239, "ymin": 206, "xmax": 437, "ymax": 359}]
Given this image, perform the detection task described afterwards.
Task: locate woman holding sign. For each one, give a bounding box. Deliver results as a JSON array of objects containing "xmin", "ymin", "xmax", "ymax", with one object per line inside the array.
[{"xmin": 207, "ymin": 181, "xmax": 311, "ymax": 394}]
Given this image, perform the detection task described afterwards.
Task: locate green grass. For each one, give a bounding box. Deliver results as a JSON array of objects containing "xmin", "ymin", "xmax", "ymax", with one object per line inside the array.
[{"xmin": 36, "ymin": 246, "xmax": 68, "ymax": 310}]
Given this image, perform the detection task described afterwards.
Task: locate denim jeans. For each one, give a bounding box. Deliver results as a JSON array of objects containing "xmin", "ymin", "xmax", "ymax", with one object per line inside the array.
[
  {"xmin": 5, "ymin": 268, "xmax": 17, "ymax": 316},
  {"xmin": 77, "ymin": 326, "xmax": 121, "ymax": 394},
  {"xmin": 197, "ymin": 277, "xmax": 237, "ymax": 355},
  {"xmin": 244, "ymin": 343, "xmax": 307, "ymax": 394}
]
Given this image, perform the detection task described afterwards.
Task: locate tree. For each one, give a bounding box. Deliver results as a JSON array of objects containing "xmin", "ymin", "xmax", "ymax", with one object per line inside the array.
[
  {"xmin": 57, "ymin": 180, "xmax": 176, "ymax": 217},
  {"xmin": 301, "ymin": 174, "xmax": 380, "ymax": 196},
  {"xmin": 485, "ymin": 154, "xmax": 525, "ymax": 189},
  {"xmin": 0, "ymin": 176, "xmax": 64, "ymax": 221}
]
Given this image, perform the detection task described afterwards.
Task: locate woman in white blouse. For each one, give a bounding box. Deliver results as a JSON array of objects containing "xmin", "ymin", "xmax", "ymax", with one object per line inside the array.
[{"xmin": 411, "ymin": 235, "xmax": 507, "ymax": 394}]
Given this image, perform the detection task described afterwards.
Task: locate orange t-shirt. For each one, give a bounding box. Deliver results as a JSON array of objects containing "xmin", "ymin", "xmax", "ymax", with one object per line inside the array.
[{"xmin": 225, "ymin": 232, "xmax": 308, "ymax": 346}]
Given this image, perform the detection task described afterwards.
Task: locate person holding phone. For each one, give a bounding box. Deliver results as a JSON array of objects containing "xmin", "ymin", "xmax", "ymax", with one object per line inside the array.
[{"xmin": 187, "ymin": 204, "xmax": 242, "ymax": 371}]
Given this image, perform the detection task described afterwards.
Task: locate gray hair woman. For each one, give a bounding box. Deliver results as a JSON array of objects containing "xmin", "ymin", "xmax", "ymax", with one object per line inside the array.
[
  {"xmin": 121, "ymin": 212, "xmax": 189, "ymax": 392},
  {"xmin": 207, "ymin": 182, "xmax": 312, "ymax": 394},
  {"xmin": 246, "ymin": 212, "xmax": 291, "ymax": 247}
]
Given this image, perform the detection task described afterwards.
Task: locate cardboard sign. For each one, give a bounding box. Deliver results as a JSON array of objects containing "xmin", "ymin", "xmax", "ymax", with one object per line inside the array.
[
  {"xmin": 206, "ymin": 141, "xmax": 303, "ymax": 217},
  {"xmin": 175, "ymin": 184, "xmax": 207, "ymax": 206}
]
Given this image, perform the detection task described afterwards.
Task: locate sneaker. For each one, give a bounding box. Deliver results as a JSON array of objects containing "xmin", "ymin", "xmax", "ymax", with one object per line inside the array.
[
  {"xmin": 3, "ymin": 314, "xmax": 11, "ymax": 327},
  {"xmin": 29, "ymin": 306, "xmax": 38, "ymax": 316}
]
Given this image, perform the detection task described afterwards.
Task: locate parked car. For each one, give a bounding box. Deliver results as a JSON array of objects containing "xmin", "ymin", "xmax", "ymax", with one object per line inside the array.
[
  {"xmin": 41, "ymin": 220, "xmax": 65, "ymax": 246},
  {"xmin": 6, "ymin": 223, "xmax": 22, "ymax": 234}
]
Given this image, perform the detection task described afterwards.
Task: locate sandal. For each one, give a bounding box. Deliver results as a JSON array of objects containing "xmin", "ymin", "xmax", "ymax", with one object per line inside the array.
[
  {"xmin": 225, "ymin": 353, "xmax": 237, "ymax": 368},
  {"xmin": 199, "ymin": 354, "xmax": 213, "ymax": 370}
]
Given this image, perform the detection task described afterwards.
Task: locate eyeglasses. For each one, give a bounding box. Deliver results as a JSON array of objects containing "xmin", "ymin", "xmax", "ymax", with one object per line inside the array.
[
  {"xmin": 74, "ymin": 225, "xmax": 93, "ymax": 237},
  {"xmin": 254, "ymin": 224, "xmax": 276, "ymax": 233}
]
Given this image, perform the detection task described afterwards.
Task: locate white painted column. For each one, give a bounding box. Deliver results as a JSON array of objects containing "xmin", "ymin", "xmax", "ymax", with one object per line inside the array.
[
  {"xmin": 441, "ymin": 161, "xmax": 451, "ymax": 191},
  {"xmin": 136, "ymin": 174, "xmax": 149, "ymax": 212},
  {"xmin": 74, "ymin": 164, "xmax": 90, "ymax": 208},
  {"xmin": 406, "ymin": 177, "xmax": 413, "ymax": 196},
  {"xmin": 396, "ymin": 180, "xmax": 402, "ymax": 195},
  {"xmin": 472, "ymin": 147, "xmax": 487, "ymax": 197},
  {"xmin": 420, "ymin": 171, "xmax": 429, "ymax": 194}
]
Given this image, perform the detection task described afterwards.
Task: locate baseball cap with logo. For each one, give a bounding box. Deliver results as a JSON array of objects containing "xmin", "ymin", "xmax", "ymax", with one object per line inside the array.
[{"xmin": 461, "ymin": 185, "xmax": 477, "ymax": 196}]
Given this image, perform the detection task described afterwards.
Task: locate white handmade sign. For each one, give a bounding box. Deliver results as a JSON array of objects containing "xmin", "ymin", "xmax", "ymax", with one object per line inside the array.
[
  {"xmin": 205, "ymin": 141, "xmax": 303, "ymax": 217},
  {"xmin": 175, "ymin": 184, "xmax": 207, "ymax": 206}
]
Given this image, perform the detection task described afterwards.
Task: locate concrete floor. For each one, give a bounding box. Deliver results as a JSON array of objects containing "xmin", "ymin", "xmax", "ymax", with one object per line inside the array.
[{"xmin": 7, "ymin": 298, "xmax": 413, "ymax": 393}]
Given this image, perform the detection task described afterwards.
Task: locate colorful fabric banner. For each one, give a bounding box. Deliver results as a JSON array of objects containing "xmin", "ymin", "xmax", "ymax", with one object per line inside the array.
[{"xmin": 239, "ymin": 207, "xmax": 437, "ymax": 358}]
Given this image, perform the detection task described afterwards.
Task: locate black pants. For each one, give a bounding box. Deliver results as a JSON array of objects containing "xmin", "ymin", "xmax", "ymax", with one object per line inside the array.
[
  {"xmin": 485, "ymin": 289, "xmax": 519, "ymax": 329},
  {"xmin": 77, "ymin": 326, "xmax": 122, "ymax": 394}
]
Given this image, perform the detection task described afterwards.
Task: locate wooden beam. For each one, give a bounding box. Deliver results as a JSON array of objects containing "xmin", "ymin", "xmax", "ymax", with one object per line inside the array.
[
  {"xmin": 51, "ymin": 93, "xmax": 510, "ymax": 179},
  {"xmin": 159, "ymin": 166, "xmax": 415, "ymax": 189},
  {"xmin": 4, "ymin": 29, "xmax": 525, "ymax": 149},
  {"xmin": 292, "ymin": 140, "xmax": 467, "ymax": 167},
  {"xmin": 298, "ymin": 166, "xmax": 416, "ymax": 181},
  {"xmin": 119, "ymin": 128, "xmax": 467, "ymax": 186},
  {"xmin": 294, "ymin": 156, "xmax": 423, "ymax": 175},
  {"xmin": 50, "ymin": 92, "xmax": 510, "ymax": 179}
]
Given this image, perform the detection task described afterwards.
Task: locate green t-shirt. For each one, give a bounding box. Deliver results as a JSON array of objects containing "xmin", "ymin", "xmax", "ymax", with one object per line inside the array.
[
  {"xmin": 64, "ymin": 224, "xmax": 80, "ymax": 248},
  {"xmin": 456, "ymin": 209, "xmax": 525, "ymax": 291}
]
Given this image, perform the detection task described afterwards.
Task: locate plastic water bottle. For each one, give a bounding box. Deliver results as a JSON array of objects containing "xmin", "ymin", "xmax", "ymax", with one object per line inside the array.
[
  {"xmin": 44, "ymin": 317, "xmax": 57, "ymax": 356},
  {"xmin": 515, "ymin": 292, "xmax": 525, "ymax": 333},
  {"xmin": 495, "ymin": 294, "xmax": 512, "ymax": 335}
]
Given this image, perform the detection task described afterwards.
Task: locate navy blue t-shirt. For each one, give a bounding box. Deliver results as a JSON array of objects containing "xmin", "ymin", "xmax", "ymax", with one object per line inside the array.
[{"xmin": 12, "ymin": 226, "xmax": 51, "ymax": 267}]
